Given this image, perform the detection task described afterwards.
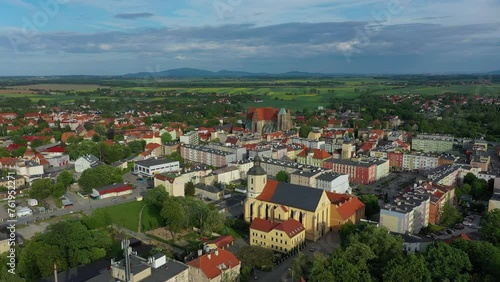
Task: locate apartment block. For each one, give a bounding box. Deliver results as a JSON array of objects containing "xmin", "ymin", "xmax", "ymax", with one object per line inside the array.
[
  {"xmin": 207, "ymin": 144, "xmax": 247, "ymax": 161},
  {"xmin": 180, "ymin": 144, "xmax": 237, "ymax": 168},
  {"xmin": 179, "ymin": 131, "xmax": 199, "ymax": 145},
  {"xmin": 380, "ymin": 190, "xmax": 430, "ymax": 234},
  {"xmin": 323, "ymin": 158, "xmax": 388, "ymax": 185},
  {"xmin": 290, "ymin": 169, "xmax": 325, "ymax": 188},
  {"xmin": 412, "ymin": 134, "xmax": 454, "ymax": 153}
]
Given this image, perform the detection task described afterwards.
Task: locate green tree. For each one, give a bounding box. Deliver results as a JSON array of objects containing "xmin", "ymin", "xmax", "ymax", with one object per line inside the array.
[
  {"xmin": 276, "ymin": 171, "xmax": 289, "ymax": 182},
  {"xmin": 161, "ymin": 132, "xmax": 173, "ymax": 144},
  {"xmin": 424, "ymin": 242, "xmax": 472, "ymax": 281},
  {"xmin": 127, "ymin": 140, "xmax": 146, "ymax": 154},
  {"xmin": 440, "ymin": 202, "xmax": 462, "ymax": 227},
  {"xmin": 78, "ymin": 165, "xmax": 123, "ymax": 193},
  {"xmin": 480, "ymin": 209, "xmax": 500, "ymax": 245},
  {"xmin": 204, "ymin": 209, "xmax": 226, "ymax": 234},
  {"xmin": 237, "ymin": 246, "xmax": 274, "ymax": 271},
  {"xmin": 57, "ymin": 170, "xmax": 74, "ymax": 187},
  {"xmin": 451, "ymin": 239, "xmax": 500, "ymax": 281},
  {"xmin": 299, "ymin": 125, "xmax": 312, "ymax": 138},
  {"xmin": 145, "ymin": 185, "xmax": 169, "ymax": 209},
  {"xmin": 184, "ymin": 181, "xmax": 195, "ymax": 197},
  {"xmin": 359, "ymin": 194, "xmax": 380, "ymax": 217},
  {"xmin": 383, "ymin": 253, "xmax": 431, "ymax": 282},
  {"xmin": 160, "ymin": 197, "xmax": 186, "ymax": 240},
  {"xmin": 29, "ymin": 178, "xmax": 54, "ymax": 200}
]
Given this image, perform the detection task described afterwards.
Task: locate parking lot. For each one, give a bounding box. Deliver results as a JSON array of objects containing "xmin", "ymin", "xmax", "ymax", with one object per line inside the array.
[{"xmin": 431, "ymin": 213, "xmax": 482, "ymax": 241}]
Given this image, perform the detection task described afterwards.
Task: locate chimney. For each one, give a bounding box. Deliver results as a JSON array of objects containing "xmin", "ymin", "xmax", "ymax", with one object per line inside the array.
[{"xmin": 215, "ymin": 249, "xmax": 219, "ymax": 256}]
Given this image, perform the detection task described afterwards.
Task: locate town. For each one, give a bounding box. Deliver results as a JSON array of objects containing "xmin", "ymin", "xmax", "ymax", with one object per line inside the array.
[{"xmin": 0, "ymin": 80, "xmax": 499, "ymax": 282}]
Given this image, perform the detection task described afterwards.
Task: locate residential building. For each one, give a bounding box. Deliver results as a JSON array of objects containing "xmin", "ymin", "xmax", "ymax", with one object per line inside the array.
[
  {"xmin": 154, "ymin": 173, "xmax": 187, "ymax": 197},
  {"xmin": 248, "ymin": 147, "xmax": 273, "ymax": 159},
  {"xmin": 244, "ymin": 157, "xmax": 331, "ymax": 241},
  {"xmin": 91, "ymin": 183, "xmax": 133, "ymax": 200},
  {"xmin": 180, "ymin": 131, "xmax": 199, "ymax": 145},
  {"xmin": 75, "ymin": 154, "xmax": 100, "ymax": 173},
  {"xmin": 0, "ymin": 175, "xmax": 25, "ymax": 189},
  {"xmin": 296, "ymin": 148, "xmax": 332, "ymax": 168},
  {"xmin": 207, "ymin": 144, "xmax": 247, "ymax": 161},
  {"xmin": 402, "ymin": 153, "xmax": 439, "ymax": 171},
  {"xmin": 228, "ymin": 159, "xmax": 254, "ymax": 179},
  {"xmin": 315, "ymin": 172, "xmax": 350, "ymax": 194},
  {"xmin": 323, "ymin": 158, "xmax": 387, "ymax": 185},
  {"xmin": 195, "ymin": 183, "xmax": 225, "ymax": 201},
  {"xmin": 412, "ymin": 134, "xmax": 454, "ymax": 153},
  {"xmin": 205, "ymin": 235, "xmax": 235, "ymax": 251},
  {"xmin": 180, "ymin": 144, "xmax": 237, "ymax": 168},
  {"xmin": 380, "ymin": 189, "xmax": 430, "ymax": 234},
  {"xmin": 187, "ymin": 249, "xmax": 240, "ymax": 282},
  {"xmin": 259, "ymin": 157, "xmax": 313, "ymax": 177},
  {"xmin": 15, "ymin": 206, "xmax": 32, "ymax": 218},
  {"xmin": 290, "ymin": 169, "xmax": 325, "ymax": 188},
  {"xmin": 133, "ymin": 158, "xmax": 180, "ymax": 177},
  {"xmin": 326, "ymin": 192, "xmax": 365, "ymax": 230},
  {"xmin": 16, "ymin": 160, "xmax": 44, "ymax": 183},
  {"xmin": 246, "ymin": 107, "xmax": 292, "ymax": 134},
  {"xmin": 397, "ymin": 233, "xmax": 434, "ymax": 253},
  {"xmin": 45, "ymin": 154, "xmax": 70, "ymax": 168},
  {"xmin": 249, "ymin": 218, "xmax": 306, "ymax": 253},
  {"xmin": 427, "ymin": 164, "xmax": 480, "ymax": 187},
  {"xmin": 210, "ymin": 166, "xmax": 240, "ymax": 184},
  {"xmin": 488, "ymin": 177, "xmax": 500, "ymax": 212}
]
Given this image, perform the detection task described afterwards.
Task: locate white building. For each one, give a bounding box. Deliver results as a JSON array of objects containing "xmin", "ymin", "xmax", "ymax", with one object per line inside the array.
[
  {"xmin": 380, "ymin": 191, "xmax": 430, "ymax": 234},
  {"xmin": 315, "ymin": 172, "xmax": 350, "ymax": 194},
  {"xmin": 212, "ymin": 166, "xmax": 241, "ymax": 184},
  {"xmin": 228, "ymin": 159, "xmax": 254, "ymax": 179},
  {"xmin": 16, "ymin": 206, "xmax": 32, "ymax": 218},
  {"xmin": 27, "ymin": 199, "xmax": 38, "ymax": 206},
  {"xmin": 179, "ymin": 131, "xmax": 199, "ymax": 145},
  {"xmin": 16, "ymin": 160, "xmax": 44, "ymax": 183},
  {"xmin": 74, "ymin": 154, "xmax": 99, "ymax": 173},
  {"xmin": 45, "ymin": 154, "xmax": 70, "ymax": 168},
  {"xmin": 134, "ymin": 158, "xmax": 180, "ymax": 177}
]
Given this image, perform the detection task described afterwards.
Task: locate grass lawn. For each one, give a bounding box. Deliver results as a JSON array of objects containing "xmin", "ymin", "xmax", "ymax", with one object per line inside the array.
[
  {"xmin": 96, "ymin": 201, "xmax": 163, "ymax": 232},
  {"xmin": 428, "ymin": 224, "xmax": 446, "ymax": 233}
]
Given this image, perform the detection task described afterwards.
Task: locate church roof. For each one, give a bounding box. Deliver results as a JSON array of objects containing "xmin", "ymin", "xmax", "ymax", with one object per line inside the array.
[{"xmin": 256, "ymin": 180, "xmax": 325, "ymax": 212}]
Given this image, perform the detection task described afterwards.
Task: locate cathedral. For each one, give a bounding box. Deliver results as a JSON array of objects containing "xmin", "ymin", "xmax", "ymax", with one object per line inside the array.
[{"xmin": 246, "ymin": 107, "xmax": 292, "ymax": 134}]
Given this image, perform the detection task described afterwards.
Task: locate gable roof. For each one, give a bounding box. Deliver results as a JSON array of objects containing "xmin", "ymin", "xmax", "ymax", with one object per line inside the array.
[
  {"xmin": 206, "ymin": 235, "xmax": 234, "ymax": 249},
  {"xmin": 274, "ymin": 218, "xmax": 305, "ymax": 238},
  {"xmin": 326, "ymin": 192, "xmax": 365, "ymax": 220},
  {"xmin": 256, "ymin": 180, "xmax": 325, "ymax": 212},
  {"xmin": 187, "ymin": 249, "xmax": 240, "ymax": 279}
]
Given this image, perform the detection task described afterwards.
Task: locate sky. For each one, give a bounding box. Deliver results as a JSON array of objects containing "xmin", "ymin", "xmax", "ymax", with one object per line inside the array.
[{"xmin": 0, "ymin": 0, "xmax": 499, "ymax": 75}]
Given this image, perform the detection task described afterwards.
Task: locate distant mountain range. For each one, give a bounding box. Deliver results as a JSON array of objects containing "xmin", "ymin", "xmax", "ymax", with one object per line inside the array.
[{"xmin": 122, "ymin": 68, "xmax": 343, "ymax": 78}]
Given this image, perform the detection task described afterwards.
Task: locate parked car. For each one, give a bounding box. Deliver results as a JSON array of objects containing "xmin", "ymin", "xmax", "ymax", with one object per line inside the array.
[
  {"xmin": 454, "ymin": 223, "xmax": 464, "ymax": 230},
  {"xmin": 309, "ymin": 247, "xmax": 316, "ymax": 252},
  {"xmin": 446, "ymin": 229, "xmax": 454, "ymax": 234}
]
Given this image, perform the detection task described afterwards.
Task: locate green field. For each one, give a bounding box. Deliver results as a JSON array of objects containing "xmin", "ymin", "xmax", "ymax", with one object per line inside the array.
[{"xmin": 95, "ymin": 201, "xmax": 162, "ymax": 232}]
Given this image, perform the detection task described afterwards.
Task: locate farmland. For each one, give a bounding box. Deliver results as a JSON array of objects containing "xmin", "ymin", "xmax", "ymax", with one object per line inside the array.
[{"xmin": 0, "ymin": 76, "xmax": 499, "ymax": 110}]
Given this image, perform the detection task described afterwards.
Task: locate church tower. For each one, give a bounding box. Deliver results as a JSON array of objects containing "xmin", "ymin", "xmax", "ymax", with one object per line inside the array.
[{"xmin": 247, "ymin": 156, "xmax": 267, "ymax": 198}]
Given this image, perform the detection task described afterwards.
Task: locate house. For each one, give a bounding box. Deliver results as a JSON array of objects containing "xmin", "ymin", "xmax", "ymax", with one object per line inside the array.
[
  {"xmin": 195, "ymin": 183, "xmax": 225, "ymax": 201},
  {"xmin": 396, "ymin": 233, "xmax": 434, "ymax": 253},
  {"xmin": 75, "ymin": 154, "xmax": 100, "ymax": 173},
  {"xmin": 296, "ymin": 148, "xmax": 332, "ymax": 168},
  {"xmin": 91, "ymin": 183, "xmax": 133, "ymax": 200},
  {"xmin": 205, "ymin": 235, "xmax": 235, "ymax": 251},
  {"xmin": 16, "ymin": 160, "xmax": 44, "ymax": 183},
  {"xmin": 244, "ymin": 157, "xmax": 331, "ymax": 242},
  {"xmin": 133, "ymin": 158, "xmax": 180, "ymax": 177},
  {"xmin": 16, "ymin": 206, "xmax": 33, "ymax": 218},
  {"xmin": 187, "ymin": 249, "xmax": 240, "ymax": 282},
  {"xmin": 0, "ymin": 175, "xmax": 26, "ymax": 189},
  {"xmin": 140, "ymin": 143, "xmax": 163, "ymax": 159},
  {"xmin": 249, "ymin": 218, "xmax": 306, "ymax": 254},
  {"xmin": 211, "ymin": 166, "xmax": 241, "ymax": 185},
  {"xmin": 326, "ymin": 192, "xmax": 365, "ymax": 230}
]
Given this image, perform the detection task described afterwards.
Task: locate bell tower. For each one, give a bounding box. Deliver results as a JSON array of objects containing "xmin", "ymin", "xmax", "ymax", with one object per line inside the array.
[{"xmin": 247, "ymin": 156, "xmax": 267, "ymax": 198}]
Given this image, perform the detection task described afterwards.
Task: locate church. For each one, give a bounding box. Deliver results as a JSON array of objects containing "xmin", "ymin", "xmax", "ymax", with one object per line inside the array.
[
  {"xmin": 244, "ymin": 156, "xmax": 332, "ymax": 241},
  {"xmin": 246, "ymin": 107, "xmax": 292, "ymax": 134}
]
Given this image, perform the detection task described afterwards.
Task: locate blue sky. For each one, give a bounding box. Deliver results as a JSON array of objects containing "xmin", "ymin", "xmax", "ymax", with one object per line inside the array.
[{"xmin": 0, "ymin": 0, "xmax": 499, "ymax": 75}]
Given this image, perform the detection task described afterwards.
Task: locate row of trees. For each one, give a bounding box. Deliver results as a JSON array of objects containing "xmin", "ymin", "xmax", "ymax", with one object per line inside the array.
[{"xmin": 29, "ymin": 170, "xmax": 73, "ymax": 200}]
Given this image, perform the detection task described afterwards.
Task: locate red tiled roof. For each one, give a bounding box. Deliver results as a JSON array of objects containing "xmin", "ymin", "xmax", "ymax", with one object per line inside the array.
[
  {"xmin": 61, "ymin": 132, "xmax": 76, "ymax": 143},
  {"xmin": 247, "ymin": 107, "xmax": 279, "ymax": 121},
  {"xmin": 145, "ymin": 143, "xmax": 161, "ymax": 150},
  {"xmin": 0, "ymin": 157, "xmax": 18, "ymax": 166},
  {"xmin": 207, "ymin": 235, "xmax": 234, "ymax": 249},
  {"xmin": 256, "ymin": 180, "xmax": 279, "ymax": 202},
  {"xmin": 326, "ymin": 192, "xmax": 365, "ymax": 220},
  {"xmin": 98, "ymin": 185, "xmax": 133, "ymax": 195},
  {"xmin": 274, "ymin": 218, "xmax": 305, "ymax": 238},
  {"xmin": 44, "ymin": 146, "xmax": 65, "ymax": 153},
  {"xmin": 444, "ymin": 233, "xmax": 471, "ymax": 243},
  {"xmin": 187, "ymin": 249, "xmax": 240, "ymax": 279},
  {"xmin": 250, "ymin": 218, "xmax": 279, "ymax": 233},
  {"xmin": 312, "ymin": 148, "xmax": 332, "ymax": 159}
]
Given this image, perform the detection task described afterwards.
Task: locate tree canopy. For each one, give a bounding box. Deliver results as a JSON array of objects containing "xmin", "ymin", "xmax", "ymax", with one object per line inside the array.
[
  {"xmin": 480, "ymin": 209, "xmax": 500, "ymax": 245},
  {"xmin": 276, "ymin": 171, "xmax": 289, "ymax": 182},
  {"xmin": 78, "ymin": 165, "xmax": 124, "ymax": 193}
]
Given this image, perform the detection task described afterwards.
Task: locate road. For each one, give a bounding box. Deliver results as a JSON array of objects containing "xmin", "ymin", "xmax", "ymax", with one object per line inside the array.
[{"xmin": 0, "ymin": 171, "xmax": 149, "ymax": 228}]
